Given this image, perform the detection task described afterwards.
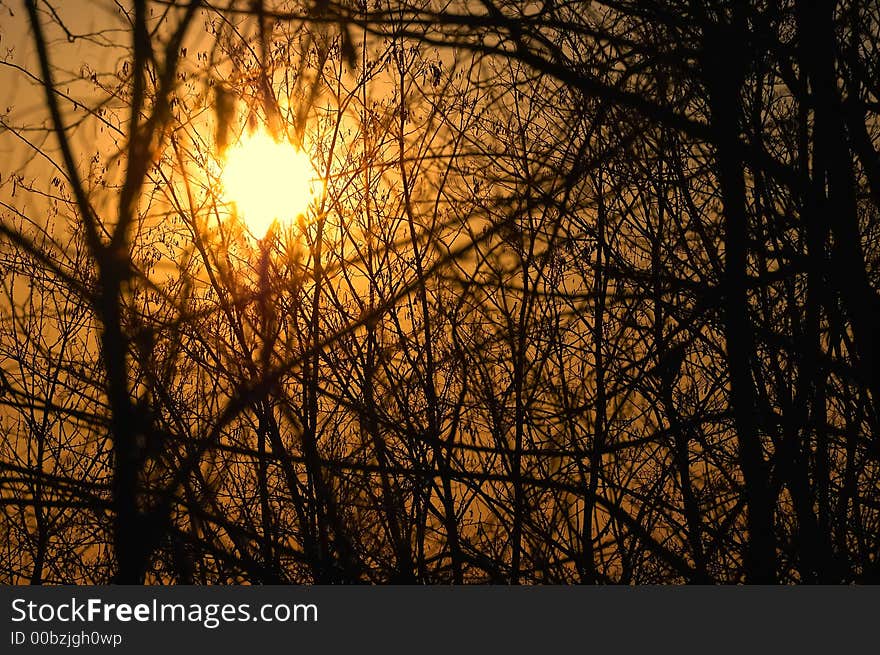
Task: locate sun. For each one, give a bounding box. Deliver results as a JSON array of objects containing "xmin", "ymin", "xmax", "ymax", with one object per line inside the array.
[{"xmin": 220, "ymin": 129, "xmax": 318, "ymax": 237}]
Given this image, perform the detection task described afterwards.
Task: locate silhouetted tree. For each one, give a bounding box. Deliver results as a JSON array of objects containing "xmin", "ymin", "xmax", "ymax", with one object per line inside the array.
[{"xmin": 2, "ymin": 0, "xmax": 879, "ymax": 584}]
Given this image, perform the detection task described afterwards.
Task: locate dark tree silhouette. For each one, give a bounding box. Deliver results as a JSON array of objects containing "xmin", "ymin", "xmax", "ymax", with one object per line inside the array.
[{"xmin": 1, "ymin": 0, "xmax": 879, "ymax": 584}]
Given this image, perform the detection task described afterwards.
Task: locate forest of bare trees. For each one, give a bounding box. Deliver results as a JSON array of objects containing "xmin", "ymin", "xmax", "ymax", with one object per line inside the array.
[{"xmin": 0, "ymin": 0, "xmax": 878, "ymax": 584}]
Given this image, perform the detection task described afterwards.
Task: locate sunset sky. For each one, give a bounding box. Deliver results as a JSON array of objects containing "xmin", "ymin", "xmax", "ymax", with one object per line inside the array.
[{"xmin": 2, "ymin": 0, "xmax": 879, "ymax": 586}]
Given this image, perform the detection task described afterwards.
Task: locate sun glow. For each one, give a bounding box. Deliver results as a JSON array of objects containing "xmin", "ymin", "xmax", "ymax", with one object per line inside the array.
[{"xmin": 220, "ymin": 129, "xmax": 318, "ymax": 237}]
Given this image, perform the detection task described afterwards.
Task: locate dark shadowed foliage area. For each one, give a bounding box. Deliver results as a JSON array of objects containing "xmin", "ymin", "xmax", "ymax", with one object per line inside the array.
[{"xmin": 1, "ymin": 0, "xmax": 879, "ymax": 584}]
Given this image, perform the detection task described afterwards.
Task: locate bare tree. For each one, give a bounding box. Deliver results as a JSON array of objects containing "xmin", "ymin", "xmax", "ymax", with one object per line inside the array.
[{"xmin": 2, "ymin": 0, "xmax": 879, "ymax": 584}]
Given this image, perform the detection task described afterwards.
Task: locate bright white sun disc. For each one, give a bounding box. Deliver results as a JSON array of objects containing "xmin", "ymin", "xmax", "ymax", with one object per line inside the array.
[{"xmin": 221, "ymin": 130, "xmax": 318, "ymax": 236}]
